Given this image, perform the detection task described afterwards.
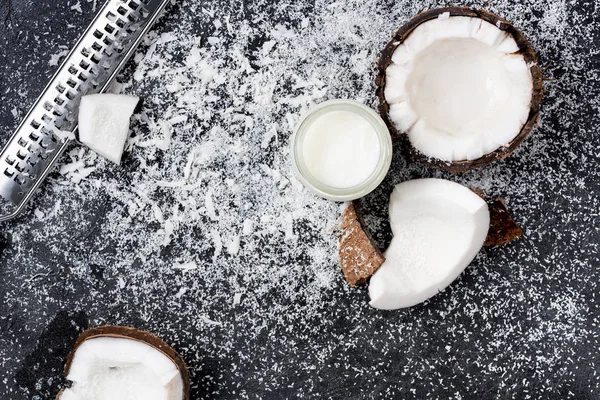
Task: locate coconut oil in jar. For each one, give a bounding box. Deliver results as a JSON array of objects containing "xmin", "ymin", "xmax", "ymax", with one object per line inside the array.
[{"xmin": 291, "ymin": 100, "xmax": 392, "ymax": 201}]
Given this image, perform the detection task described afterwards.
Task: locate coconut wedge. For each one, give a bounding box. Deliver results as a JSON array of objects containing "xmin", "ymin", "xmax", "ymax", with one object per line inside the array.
[
  {"xmin": 337, "ymin": 179, "xmax": 524, "ymax": 308},
  {"xmin": 376, "ymin": 7, "xmax": 543, "ymax": 172},
  {"xmin": 56, "ymin": 326, "xmax": 190, "ymax": 400},
  {"xmin": 78, "ymin": 94, "xmax": 139, "ymax": 164},
  {"xmin": 368, "ymin": 179, "xmax": 490, "ymax": 310}
]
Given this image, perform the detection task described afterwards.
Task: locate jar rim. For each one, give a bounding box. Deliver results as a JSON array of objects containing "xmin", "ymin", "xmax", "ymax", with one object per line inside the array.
[{"xmin": 291, "ymin": 99, "xmax": 392, "ymax": 202}]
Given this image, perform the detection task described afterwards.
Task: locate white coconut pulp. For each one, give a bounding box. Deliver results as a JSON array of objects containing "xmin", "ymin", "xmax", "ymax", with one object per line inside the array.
[
  {"xmin": 369, "ymin": 179, "xmax": 490, "ymax": 310},
  {"xmin": 57, "ymin": 337, "xmax": 183, "ymax": 400},
  {"xmin": 384, "ymin": 15, "xmax": 533, "ymax": 161},
  {"xmin": 78, "ymin": 94, "xmax": 139, "ymax": 164}
]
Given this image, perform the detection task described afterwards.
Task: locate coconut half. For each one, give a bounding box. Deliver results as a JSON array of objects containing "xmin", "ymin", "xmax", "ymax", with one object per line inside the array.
[
  {"xmin": 78, "ymin": 94, "xmax": 139, "ymax": 164},
  {"xmin": 376, "ymin": 7, "xmax": 543, "ymax": 171},
  {"xmin": 56, "ymin": 326, "xmax": 190, "ymax": 400},
  {"xmin": 368, "ymin": 179, "xmax": 490, "ymax": 310}
]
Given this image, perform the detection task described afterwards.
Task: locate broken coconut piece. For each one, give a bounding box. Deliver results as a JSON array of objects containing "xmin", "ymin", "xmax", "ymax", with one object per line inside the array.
[
  {"xmin": 484, "ymin": 197, "xmax": 524, "ymax": 246},
  {"xmin": 78, "ymin": 93, "xmax": 139, "ymax": 164},
  {"xmin": 338, "ymin": 202, "xmax": 385, "ymax": 287},
  {"xmin": 368, "ymin": 179, "xmax": 490, "ymax": 310},
  {"xmin": 376, "ymin": 7, "xmax": 543, "ymax": 172},
  {"xmin": 56, "ymin": 326, "xmax": 190, "ymax": 400},
  {"xmin": 337, "ymin": 182, "xmax": 524, "ymax": 290}
]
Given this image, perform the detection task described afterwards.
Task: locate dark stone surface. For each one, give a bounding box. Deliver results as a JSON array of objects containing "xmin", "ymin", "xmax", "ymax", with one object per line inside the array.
[{"xmin": 0, "ymin": 0, "xmax": 599, "ymax": 399}]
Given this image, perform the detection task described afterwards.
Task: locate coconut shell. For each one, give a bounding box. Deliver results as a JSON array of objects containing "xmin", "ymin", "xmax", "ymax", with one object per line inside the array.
[
  {"xmin": 57, "ymin": 325, "xmax": 190, "ymax": 400},
  {"xmin": 338, "ymin": 202, "xmax": 385, "ymax": 287},
  {"xmin": 375, "ymin": 6, "xmax": 544, "ymax": 172}
]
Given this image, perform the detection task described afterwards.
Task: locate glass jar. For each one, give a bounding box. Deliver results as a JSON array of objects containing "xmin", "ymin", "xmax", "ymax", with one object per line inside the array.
[{"xmin": 291, "ymin": 99, "xmax": 392, "ymax": 201}]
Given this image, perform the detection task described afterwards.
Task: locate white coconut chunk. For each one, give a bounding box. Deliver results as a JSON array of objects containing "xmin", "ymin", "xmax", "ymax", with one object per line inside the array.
[
  {"xmin": 369, "ymin": 179, "xmax": 490, "ymax": 310},
  {"xmin": 495, "ymin": 34, "xmax": 520, "ymax": 53},
  {"xmin": 78, "ymin": 93, "xmax": 139, "ymax": 164},
  {"xmin": 388, "ymin": 102, "xmax": 418, "ymax": 132},
  {"xmin": 58, "ymin": 337, "xmax": 183, "ymax": 400},
  {"xmin": 386, "ymin": 16, "xmax": 533, "ymax": 162},
  {"xmin": 471, "ymin": 19, "xmax": 505, "ymax": 46},
  {"xmin": 390, "ymin": 43, "xmax": 411, "ymax": 65}
]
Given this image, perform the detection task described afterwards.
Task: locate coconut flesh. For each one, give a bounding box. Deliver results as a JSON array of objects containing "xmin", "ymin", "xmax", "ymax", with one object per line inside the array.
[
  {"xmin": 369, "ymin": 179, "xmax": 490, "ymax": 310},
  {"xmin": 57, "ymin": 336, "xmax": 184, "ymax": 400},
  {"xmin": 384, "ymin": 14, "xmax": 533, "ymax": 162},
  {"xmin": 78, "ymin": 93, "xmax": 139, "ymax": 164}
]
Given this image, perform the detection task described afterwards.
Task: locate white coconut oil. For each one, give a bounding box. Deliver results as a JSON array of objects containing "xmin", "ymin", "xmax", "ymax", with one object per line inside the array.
[
  {"xmin": 291, "ymin": 100, "xmax": 392, "ymax": 201},
  {"xmin": 301, "ymin": 110, "xmax": 380, "ymax": 188}
]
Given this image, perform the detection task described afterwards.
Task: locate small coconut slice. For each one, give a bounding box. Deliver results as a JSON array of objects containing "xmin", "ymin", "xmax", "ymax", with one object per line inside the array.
[
  {"xmin": 78, "ymin": 94, "xmax": 139, "ymax": 164},
  {"xmin": 368, "ymin": 179, "xmax": 489, "ymax": 310},
  {"xmin": 376, "ymin": 7, "xmax": 543, "ymax": 171},
  {"xmin": 56, "ymin": 326, "xmax": 190, "ymax": 400}
]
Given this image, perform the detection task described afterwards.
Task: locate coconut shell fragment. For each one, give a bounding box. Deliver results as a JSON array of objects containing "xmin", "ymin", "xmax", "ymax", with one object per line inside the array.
[
  {"xmin": 338, "ymin": 202, "xmax": 385, "ymax": 287},
  {"xmin": 484, "ymin": 197, "xmax": 524, "ymax": 246},
  {"xmin": 375, "ymin": 6, "xmax": 544, "ymax": 172}
]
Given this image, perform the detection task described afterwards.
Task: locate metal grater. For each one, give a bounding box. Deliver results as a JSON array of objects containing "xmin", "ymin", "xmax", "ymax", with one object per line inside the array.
[{"xmin": 0, "ymin": 0, "xmax": 170, "ymax": 222}]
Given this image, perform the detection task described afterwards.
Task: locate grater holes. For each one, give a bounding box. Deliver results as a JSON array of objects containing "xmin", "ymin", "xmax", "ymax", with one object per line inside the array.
[
  {"xmin": 5, "ymin": 155, "xmax": 15, "ymax": 166},
  {"xmin": 14, "ymin": 163, "xmax": 25, "ymax": 173},
  {"xmin": 128, "ymin": 1, "xmax": 140, "ymax": 10},
  {"xmin": 14, "ymin": 175, "xmax": 25, "ymax": 186},
  {"xmin": 90, "ymin": 79, "xmax": 100, "ymax": 90},
  {"xmin": 65, "ymin": 91, "xmax": 77, "ymax": 101},
  {"xmin": 4, "ymin": 169, "xmax": 14, "ymax": 178},
  {"xmin": 105, "ymin": 24, "xmax": 116, "ymax": 35},
  {"xmin": 93, "ymin": 29, "xmax": 104, "ymax": 39},
  {"xmin": 56, "ymin": 83, "xmax": 66, "ymax": 93},
  {"xmin": 43, "ymin": 101, "xmax": 53, "ymax": 112},
  {"xmin": 115, "ymin": 18, "xmax": 127, "ymax": 29},
  {"xmin": 66, "ymin": 78, "xmax": 78, "ymax": 88},
  {"xmin": 81, "ymin": 47, "xmax": 91, "ymax": 57},
  {"xmin": 29, "ymin": 132, "xmax": 40, "ymax": 141},
  {"xmin": 106, "ymin": 11, "xmax": 117, "ymax": 22},
  {"xmin": 127, "ymin": 13, "xmax": 139, "ymax": 23},
  {"xmin": 78, "ymin": 72, "xmax": 89, "ymax": 82},
  {"xmin": 54, "ymin": 97, "xmax": 65, "ymax": 106},
  {"xmin": 90, "ymin": 54, "xmax": 101, "ymax": 64},
  {"xmin": 41, "ymin": 114, "xmax": 53, "ymax": 124},
  {"xmin": 31, "ymin": 120, "xmax": 41, "ymax": 129},
  {"xmin": 68, "ymin": 65, "xmax": 79, "ymax": 75},
  {"xmin": 103, "ymin": 36, "xmax": 114, "ymax": 46},
  {"xmin": 79, "ymin": 59, "xmax": 91, "ymax": 71},
  {"xmin": 117, "ymin": 5, "xmax": 128, "ymax": 16},
  {"xmin": 92, "ymin": 41, "xmax": 103, "ymax": 52},
  {"xmin": 17, "ymin": 149, "xmax": 27, "ymax": 160},
  {"xmin": 139, "ymin": 8, "xmax": 149, "ymax": 18},
  {"xmin": 17, "ymin": 137, "xmax": 28, "ymax": 148}
]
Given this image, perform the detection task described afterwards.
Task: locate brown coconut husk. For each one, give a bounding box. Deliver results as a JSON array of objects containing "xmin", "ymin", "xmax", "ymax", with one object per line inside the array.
[
  {"xmin": 375, "ymin": 7, "xmax": 544, "ymax": 172},
  {"xmin": 57, "ymin": 325, "xmax": 190, "ymax": 400},
  {"xmin": 338, "ymin": 202, "xmax": 385, "ymax": 287}
]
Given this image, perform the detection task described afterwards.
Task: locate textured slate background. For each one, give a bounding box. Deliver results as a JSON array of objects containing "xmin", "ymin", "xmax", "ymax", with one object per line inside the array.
[{"xmin": 1, "ymin": 0, "xmax": 599, "ymax": 399}]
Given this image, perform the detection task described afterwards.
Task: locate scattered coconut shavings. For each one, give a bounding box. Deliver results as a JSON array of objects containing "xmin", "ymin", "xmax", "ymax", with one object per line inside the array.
[{"xmin": 1, "ymin": 0, "xmax": 600, "ymax": 398}]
